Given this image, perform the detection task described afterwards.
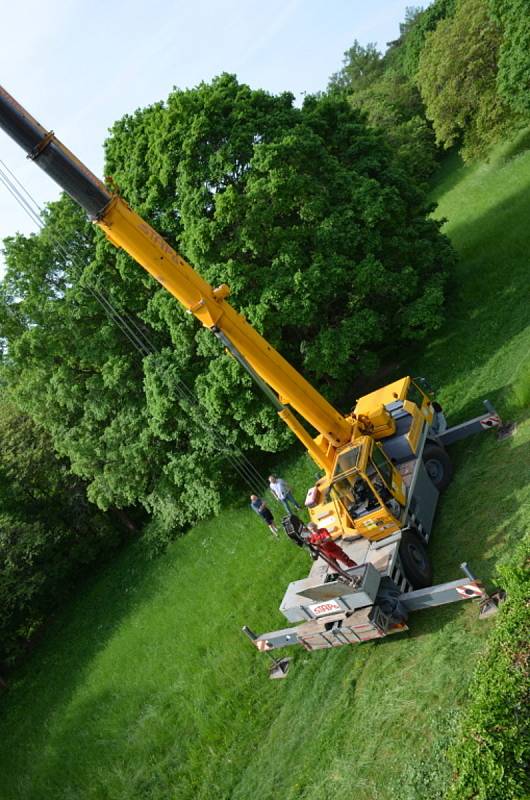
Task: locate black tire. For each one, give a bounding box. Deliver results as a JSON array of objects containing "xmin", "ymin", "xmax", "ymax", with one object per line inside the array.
[
  {"xmin": 399, "ymin": 530, "xmax": 433, "ymax": 589},
  {"xmin": 422, "ymin": 443, "xmax": 453, "ymax": 491}
]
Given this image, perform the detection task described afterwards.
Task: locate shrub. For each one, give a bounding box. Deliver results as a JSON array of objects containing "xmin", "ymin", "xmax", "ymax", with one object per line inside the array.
[{"xmin": 446, "ymin": 534, "xmax": 530, "ymax": 799}]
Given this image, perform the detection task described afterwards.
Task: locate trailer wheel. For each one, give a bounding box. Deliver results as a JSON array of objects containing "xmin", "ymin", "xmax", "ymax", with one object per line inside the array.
[
  {"xmin": 422, "ymin": 444, "xmax": 453, "ymax": 491},
  {"xmin": 399, "ymin": 531, "xmax": 433, "ymax": 589}
]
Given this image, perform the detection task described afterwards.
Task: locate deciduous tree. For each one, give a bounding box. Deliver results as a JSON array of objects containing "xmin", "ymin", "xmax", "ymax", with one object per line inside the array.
[
  {"xmin": 490, "ymin": 0, "xmax": 530, "ymax": 116},
  {"xmin": 1, "ymin": 74, "xmax": 454, "ymax": 544},
  {"xmin": 0, "ymin": 402, "xmax": 117, "ymax": 663},
  {"xmin": 417, "ymin": 0, "xmax": 522, "ymax": 160}
]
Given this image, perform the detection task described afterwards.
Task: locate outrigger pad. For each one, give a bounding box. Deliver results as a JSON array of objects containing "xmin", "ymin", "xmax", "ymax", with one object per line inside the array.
[
  {"xmin": 268, "ymin": 658, "xmax": 291, "ymax": 680},
  {"xmin": 479, "ymin": 589, "xmax": 506, "ymax": 619},
  {"xmin": 497, "ymin": 422, "xmax": 517, "ymax": 441}
]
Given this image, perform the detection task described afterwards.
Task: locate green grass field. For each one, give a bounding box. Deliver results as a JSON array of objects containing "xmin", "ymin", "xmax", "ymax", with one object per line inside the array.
[{"xmin": 0, "ymin": 137, "xmax": 529, "ymax": 800}]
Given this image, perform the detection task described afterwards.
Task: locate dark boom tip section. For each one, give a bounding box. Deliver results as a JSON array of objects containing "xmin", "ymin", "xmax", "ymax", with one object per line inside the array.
[{"xmin": 0, "ymin": 85, "xmax": 111, "ymax": 219}]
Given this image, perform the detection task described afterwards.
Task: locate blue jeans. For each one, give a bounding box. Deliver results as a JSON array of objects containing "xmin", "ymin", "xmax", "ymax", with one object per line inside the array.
[{"xmin": 280, "ymin": 492, "xmax": 301, "ymax": 514}]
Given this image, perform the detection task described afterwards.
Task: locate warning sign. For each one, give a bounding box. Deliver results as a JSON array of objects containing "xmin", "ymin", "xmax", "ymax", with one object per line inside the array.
[
  {"xmin": 456, "ymin": 582, "xmax": 484, "ymax": 598},
  {"xmin": 480, "ymin": 415, "xmax": 501, "ymax": 429}
]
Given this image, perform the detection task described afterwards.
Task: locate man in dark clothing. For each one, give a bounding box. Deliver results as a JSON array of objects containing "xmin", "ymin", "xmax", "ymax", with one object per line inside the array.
[{"xmin": 250, "ymin": 495, "xmax": 278, "ymax": 537}]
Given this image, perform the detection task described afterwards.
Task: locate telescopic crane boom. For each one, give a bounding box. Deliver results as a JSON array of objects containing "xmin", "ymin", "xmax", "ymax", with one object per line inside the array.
[
  {"xmin": 0, "ymin": 84, "xmax": 352, "ymax": 472},
  {"xmin": 1, "ymin": 85, "xmax": 505, "ymax": 664}
]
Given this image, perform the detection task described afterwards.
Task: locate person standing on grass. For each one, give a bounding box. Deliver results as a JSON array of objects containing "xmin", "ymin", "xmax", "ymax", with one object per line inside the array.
[
  {"xmin": 250, "ymin": 495, "xmax": 278, "ymax": 537},
  {"xmin": 268, "ymin": 475, "xmax": 302, "ymax": 515}
]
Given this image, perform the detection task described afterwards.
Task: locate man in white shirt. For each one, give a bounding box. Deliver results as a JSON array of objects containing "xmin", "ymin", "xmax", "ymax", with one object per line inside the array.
[{"xmin": 268, "ymin": 474, "xmax": 302, "ymax": 514}]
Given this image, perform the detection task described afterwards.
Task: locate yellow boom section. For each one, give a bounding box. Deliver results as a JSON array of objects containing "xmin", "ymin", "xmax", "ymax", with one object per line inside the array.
[
  {"xmin": 0, "ymin": 83, "xmax": 353, "ymax": 451},
  {"xmin": 99, "ymin": 197, "xmax": 353, "ymax": 447}
]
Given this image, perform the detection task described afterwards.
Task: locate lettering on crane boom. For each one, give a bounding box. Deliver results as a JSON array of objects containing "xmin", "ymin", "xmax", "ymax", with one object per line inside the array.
[{"xmin": 137, "ymin": 222, "xmax": 181, "ymax": 266}]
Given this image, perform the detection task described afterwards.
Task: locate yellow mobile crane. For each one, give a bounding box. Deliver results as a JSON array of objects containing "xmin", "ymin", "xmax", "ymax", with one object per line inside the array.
[{"xmin": 0, "ymin": 85, "xmax": 506, "ymax": 668}]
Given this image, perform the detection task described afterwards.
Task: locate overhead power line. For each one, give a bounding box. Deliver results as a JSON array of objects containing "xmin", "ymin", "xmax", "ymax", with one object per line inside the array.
[{"xmin": 0, "ymin": 159, "xmax": 273, "ymax": 498}]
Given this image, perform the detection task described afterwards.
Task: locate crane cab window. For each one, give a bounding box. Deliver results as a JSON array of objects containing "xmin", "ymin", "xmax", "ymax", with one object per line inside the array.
[
  {"xmin": 369, "ymin": 444, "xmax": 394, "ymax": 499},
  {"xmin": 332, "ymin": 476, "xmax": 379, "ymax": 520},
  {"xmin": 333, "ymin": 446, "xmax": 361, "ymax": 479},
  {"xmin": 407, "ymin": 380, "xmax": 428, "ymax": 411},
  {"xmin": 331, "ymin": 447, "xmax": 382, "ymax": 521}
]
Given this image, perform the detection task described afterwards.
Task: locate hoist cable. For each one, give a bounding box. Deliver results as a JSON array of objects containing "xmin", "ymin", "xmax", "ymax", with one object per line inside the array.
[
  {"xmin": 1, "ymin": 161, "xmax": 271, "ymax": 495},
  {"xmin": 0, "ymin": 161, "xmax": 271, "ymax": 496}
]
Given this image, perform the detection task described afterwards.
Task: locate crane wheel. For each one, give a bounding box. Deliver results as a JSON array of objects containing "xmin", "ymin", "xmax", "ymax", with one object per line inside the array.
[
  {"xmin": 399, "ymin": 530, "xmax": 433, "ymax": 589},
  {"xmin": 422, "ymin": 444, "xmax": 453, "ymax": 491}
]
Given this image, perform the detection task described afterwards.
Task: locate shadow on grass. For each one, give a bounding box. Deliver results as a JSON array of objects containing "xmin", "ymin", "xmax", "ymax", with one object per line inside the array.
[
  {"xmin": 437, "ymin": 382, "xmax": 522, "ymax": 427},
  {"xmin": 429, "ymin": 149, "xmax": 466, "ymax": 204},
  {"xmin": 495, "ymin": 126, "xmax": 530, "ymax": 164},
  {"xmin": 0, "ymin": 540, "xmax": 168, "ymax": 724},
  {"xmin": 375, "ymin": 408, "xmax": 529, "ymax": 648},
  {"xmin": 417, "ymin": 183, "xmax": 530, "ymax": 402},
  {"xmin": 432, "ymin": 417, "xmax": 529, "ymax": 577},
  {"xmin": 429, "ymin": 127, "xmax": 530, "ymax": 207},
  {"xmin": 376, "ymin": 601, "xmax": 468, "ymax": 648},
  {"xmin": 15, "ymin": 685, "xmax": 191, "ymax": 800}
]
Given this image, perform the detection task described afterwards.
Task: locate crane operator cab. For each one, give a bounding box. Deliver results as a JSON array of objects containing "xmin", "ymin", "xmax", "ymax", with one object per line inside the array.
[{"xmin": 307, "ymin": 439, "xmax": 407, "ymax": 542}]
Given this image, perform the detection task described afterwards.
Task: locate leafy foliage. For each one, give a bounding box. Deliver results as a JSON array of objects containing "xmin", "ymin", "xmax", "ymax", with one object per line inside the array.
[
  {"xmin": 446, "ymin": 535, "xmax": 530, "ymax": 800},
  {"xmin": 328, "ymin": 37, "xmax": 438, "ymax": 183},
  {"xmin": 348, "ymin": 67, "xmax": 437, "ymax": 182},
  {"xmin": 332, "ymin": 0, "xmax": 530, "ymax": 166},
  {"xmin": 1, "ymin": 75, "xmax": 454, "ymax": 541},
  {"xmin": 490, "ymin": 0, "xmax": 530, "ymax": 116},
  {"xmin": 0, "ymin": 402, "xmax": 118, "ymax": 664},
  {"xmin": 417, "ymin": 0, "xmax": 523, "ymax": 161},
  {"xmin": 328, "ymin": 40, "xmax": 384, "ymax": 93},
  {"xmin": 397, "ymin": 0, "xmax": 457, "ymax": 79}
]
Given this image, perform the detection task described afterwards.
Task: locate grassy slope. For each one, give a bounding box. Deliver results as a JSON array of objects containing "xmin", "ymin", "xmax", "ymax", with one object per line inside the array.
[{"xmin": 1, "ymin": 138, "xmax": 529, "ymax": 800}]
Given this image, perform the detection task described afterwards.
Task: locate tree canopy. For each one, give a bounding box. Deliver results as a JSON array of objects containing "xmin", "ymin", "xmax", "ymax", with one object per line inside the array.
[
  {"xmin": 416, "ymin": 0, "xmax": 522, "ymax": 160},
  {"xmin": 490, "ymin": 0, "xmax": 530, "ymax": 116},
  {"xmin": 0, "ymin": 74, "xmax": 454, "ymax": 541},
  {"xmin": 327, "ymin": 34, "xmax": 438, "ymax": 183},
  {"xmin": 397, "ymin": 0, "xmax": 457, "ymax": 79},
  {"xmin": 0, "ymin": 402, "xmax": 118, "ymax": 664},
  {"xmin": 328, "ymin": 40, "xmax": 384, "ymax": 93},
  {"xmin": 329, "ymin": 0, "xmax": 530, "ymax": 166}
]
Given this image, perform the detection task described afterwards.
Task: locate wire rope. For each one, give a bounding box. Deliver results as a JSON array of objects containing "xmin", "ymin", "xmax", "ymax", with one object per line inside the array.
[{"xmin": 0, "ymin": 160, "xmax": 272, "ymax": 497}]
